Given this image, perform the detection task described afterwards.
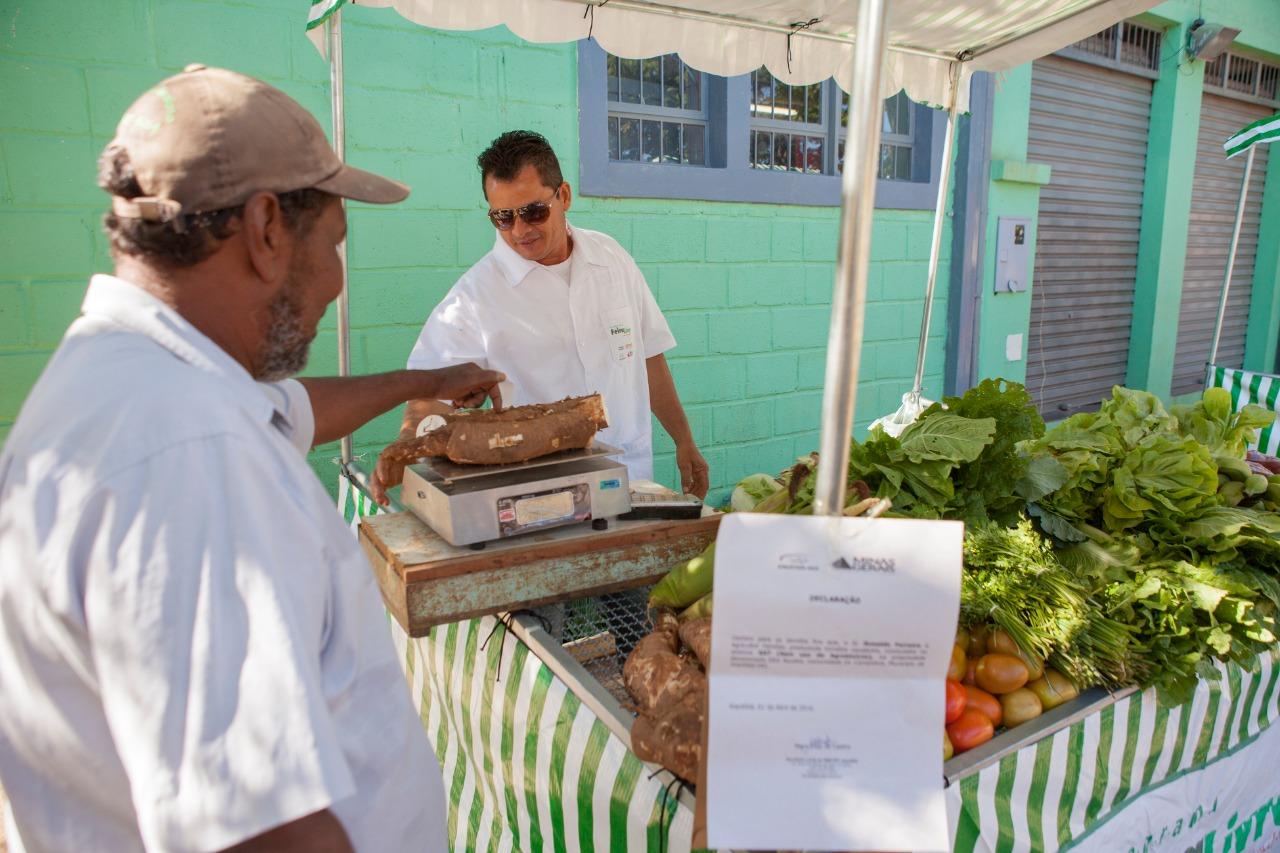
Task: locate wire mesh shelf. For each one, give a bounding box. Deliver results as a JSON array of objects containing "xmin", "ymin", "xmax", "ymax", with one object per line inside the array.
[{"xmin": 558, "ymin": 586, "xmax": 658, "ymax": 712}]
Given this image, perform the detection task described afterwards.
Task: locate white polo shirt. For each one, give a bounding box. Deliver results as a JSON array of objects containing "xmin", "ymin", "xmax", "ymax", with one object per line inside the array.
[
  {"xmin": 0, "ymin": 275, "xmax": 446, "ymax": 853},
  {"xmin": 407, "ymin": 224, "xmax": 676, "ymax": 479}
]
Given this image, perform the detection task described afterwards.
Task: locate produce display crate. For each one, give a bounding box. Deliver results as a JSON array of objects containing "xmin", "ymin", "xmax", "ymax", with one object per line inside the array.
[{"xmin": 339, "ymin": 471, "xmax": 1280, "ymax": 853}]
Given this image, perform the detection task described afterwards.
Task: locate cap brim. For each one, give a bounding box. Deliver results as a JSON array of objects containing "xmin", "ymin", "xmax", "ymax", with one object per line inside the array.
[{"xmin": 314, "ymin": 163, "xmax": 410, "ymax": 204}]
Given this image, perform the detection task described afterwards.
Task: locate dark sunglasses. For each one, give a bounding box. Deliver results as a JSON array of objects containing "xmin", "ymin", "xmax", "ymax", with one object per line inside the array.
[{"xmin": 487, "ymin": 190, "xmax": 560, "ymax": 231}]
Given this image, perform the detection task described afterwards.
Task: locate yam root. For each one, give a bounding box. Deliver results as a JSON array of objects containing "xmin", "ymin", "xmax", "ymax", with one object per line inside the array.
[
  {"xmin": 678, "ymin": 618, "xmax": 712, "ymax": 670},
  {"xmin": 379, "ymin": 394, "xmax": 608, "ymax": 467},
  {"xmin": 623, "ymin": 643, "xmax": 702, "ymax": 714},
  {"xmin": 631, "ymin": 685, "xmax": 705, "ymax": 784},
  {"xmin": 623, "ymin": 609, "xmax": 701, "ymax": 713}
]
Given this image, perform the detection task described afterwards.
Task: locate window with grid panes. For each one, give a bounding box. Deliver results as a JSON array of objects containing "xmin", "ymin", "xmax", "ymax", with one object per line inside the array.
[
  {"xmin": 748, "ymin": 68, "xmax": 826, "ymax": 173},
  {"xmin": 607, "ymin": 54, "xmax": 708, "ymax": 166},
  {"xmin": 747, "ymin": 67, "xmax": 915, "ymax": 181},
  {"xmin": 579, "ymin": 43, "xmax": 946, "ymax": 208},
  {"xmin": 834, "ymin": 90, "xmax": 914, "ymax": 180}
]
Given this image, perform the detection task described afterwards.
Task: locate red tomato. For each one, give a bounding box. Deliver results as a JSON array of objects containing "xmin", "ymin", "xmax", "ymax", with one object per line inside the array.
[
  {"xmin": 963, "ymin": 685, "xmax": 1003, "ymax": 727},
  {"xmin": 947, "ymin": 709, "xmax": 995, "ymax": 753},
  {"xmin": 945, "ymin": 680, "xmax": 967, "ymax": 724}
]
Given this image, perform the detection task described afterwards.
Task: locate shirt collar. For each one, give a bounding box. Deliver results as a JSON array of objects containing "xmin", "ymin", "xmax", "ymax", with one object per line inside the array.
[
  {"xmin": 490, "ymin": 221, "xmax": 605, "ymax": 287},
  {"xmin": 80, "ymin": 274, "xmax": 287, "ymax": 427}
]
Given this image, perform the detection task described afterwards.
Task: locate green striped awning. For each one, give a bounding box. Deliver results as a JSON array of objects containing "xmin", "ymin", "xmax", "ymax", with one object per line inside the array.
[
  {"xmin": 307, "ymin": 0, "xmax": 347, "ymax": 30},
  {"xmin": 1224, "ymin": 112, "xmax": 1280, "ymax": 158},
  {"xmin": 1207, "ymin": 366, "xmax": 1280, "ymax": 456}
]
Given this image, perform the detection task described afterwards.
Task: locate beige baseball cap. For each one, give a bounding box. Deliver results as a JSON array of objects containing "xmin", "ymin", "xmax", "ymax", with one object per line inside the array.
[{"xmin": 108, "ymin": 63, "xmax": 407, "ymax": 223}]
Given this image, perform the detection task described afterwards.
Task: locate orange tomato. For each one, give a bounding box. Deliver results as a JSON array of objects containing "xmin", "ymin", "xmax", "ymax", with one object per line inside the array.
[
  {"xmin": 1000, "ymin": 688, "xmax": 1043, "ymax": 727},
  {"xmin": 975, "ymin": 653, "xmax": 1031, "ymax": 695},
  {"xmin": 1028, "ymin": 669, "xmax": 1081, "ymax": 710},
  {"xmin": 947, "ymin": 644, "xmax": 968, "ymax": 681},
  {"xmin": 987, "ymin": 629, "xmax": 1045, "ymax": 680},
  {"xmin": 963, "ymin": 685, "xmax": 1003, "ymax": 727},
  {"xmin": 947, "ymin": 709, "xmax": 995, "ymax": 753},
  {"xmin": 945, "ymin": 680, "xmax": 967, "ymax": 724}
]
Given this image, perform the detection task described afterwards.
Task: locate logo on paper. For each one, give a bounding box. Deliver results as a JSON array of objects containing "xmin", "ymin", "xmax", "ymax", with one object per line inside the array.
[
  {"xmin": 832, "ymin": 555, "xmax": 896, "ymax": 573},
  {"xmin": 776, "ymin": 552, "xmax": 820, "ymax": 572},
  {"xmin": 609, "ymin": 323, "xmax": 631, "ymax": 336}
]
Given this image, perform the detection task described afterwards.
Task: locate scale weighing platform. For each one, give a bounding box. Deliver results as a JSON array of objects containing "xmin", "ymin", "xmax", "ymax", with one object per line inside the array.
[{"xmin": 401, "ymin": 441, "xmax": 632, "ymax": 547}]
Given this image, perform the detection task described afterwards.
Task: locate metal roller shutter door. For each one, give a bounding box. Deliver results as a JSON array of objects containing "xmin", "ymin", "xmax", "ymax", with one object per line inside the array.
[
  {"xmin": 1172, "ymin": 95, "xmax": 1272, "ymax": 395},
  {"xmin": 1025, "ymin": 56, "xmax": 1153, "ymax": 417}
]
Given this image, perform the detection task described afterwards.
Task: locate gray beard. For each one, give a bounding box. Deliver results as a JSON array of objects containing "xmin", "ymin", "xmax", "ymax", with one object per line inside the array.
[{"xmin": 255, "ymin": 285, "xmax": 311, "ymax": 382}]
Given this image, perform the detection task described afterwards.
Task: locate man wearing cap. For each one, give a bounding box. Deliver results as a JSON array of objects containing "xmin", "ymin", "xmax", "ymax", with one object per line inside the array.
[
  {"xmin": 0, "ymin": 66, "xmax": 484, "ymax": 852},
  {"xmin": 371, "ymin": 130, "xmax": 709, "ymax": 504}
]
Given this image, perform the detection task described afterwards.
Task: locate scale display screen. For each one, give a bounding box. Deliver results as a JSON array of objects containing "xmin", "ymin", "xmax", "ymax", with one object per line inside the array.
[{"xmin": 496, "ymin": 483, "xmax": 591, "ymax": 537}]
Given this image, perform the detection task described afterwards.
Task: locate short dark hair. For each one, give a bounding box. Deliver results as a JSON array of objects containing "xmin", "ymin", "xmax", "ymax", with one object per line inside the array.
[
  {"xmin": 97, "ymin": 143, "xmax": 333, "ymax": 268},
  {"xmin": 477, "ymin": 131, "xmax": 563, "ymax": 197}
]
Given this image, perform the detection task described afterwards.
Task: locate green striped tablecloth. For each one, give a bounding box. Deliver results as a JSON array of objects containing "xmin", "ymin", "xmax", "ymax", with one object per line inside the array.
[
  {"xmin": 340, "ymin": 474, "xmax": 1280, "ymax": 852},
  {"xmin": 1208, "ymin": 366, "xmax": 1280, "ymax": 455},
  {"xmin": 388, "ymin": 616, "xmax": 694, "ymax": 852}
]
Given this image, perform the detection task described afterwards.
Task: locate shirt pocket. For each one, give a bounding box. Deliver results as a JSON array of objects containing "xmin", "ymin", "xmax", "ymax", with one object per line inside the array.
[{"xmin": 602, "ymin": 305, "xmax": 637, "ymax": 364}]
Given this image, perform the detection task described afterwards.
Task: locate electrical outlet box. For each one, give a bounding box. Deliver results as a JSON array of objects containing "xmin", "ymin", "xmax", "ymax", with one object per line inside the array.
[{"xmin": 993, "ymin": 217, "xmax": 1031, "ymax": 293}]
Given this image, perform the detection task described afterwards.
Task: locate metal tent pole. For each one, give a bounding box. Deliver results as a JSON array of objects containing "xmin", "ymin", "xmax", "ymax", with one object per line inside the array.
[
  {"xmin": 812, "ymin": 0, "xmax": 890, "ymax": 517},
  {"xmin": 326, "ymin": 12, "xmax": 354, "ymax": 465},
  {"xmin": 1208, "ymin": 145, "xmax": 1255, "ymax": 369},
  {"xmin": 911, "ymin": 63, "xmax": 964, "ymax": 401}
]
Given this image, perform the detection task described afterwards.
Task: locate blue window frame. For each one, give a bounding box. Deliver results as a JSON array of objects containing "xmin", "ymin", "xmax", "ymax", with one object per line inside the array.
[{"xmin": 577, "ymin": 41, "xmax": 946, "ymax": 209}]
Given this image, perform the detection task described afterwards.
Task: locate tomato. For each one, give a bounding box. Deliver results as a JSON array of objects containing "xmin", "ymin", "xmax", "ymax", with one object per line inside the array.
[
  {"xmin": 963, "ymin": 685, "xmax": 1003, "ymax": 727},
  {"xmin": 1000, "ymin": 688, "xmax": 1043, "ymax": 727},
  {"xmin": 967, "ymin": 624, "xmax": 989, "ymax": 658},
  {"xmin": 1028, "ymin": 669, "xmax": 1080, "ymax": 711},
  {"xmin": 945, "ymin": 680, "xmax": 967, "ymax": 724},
  {"xmin": 955, "ymin": 626, "xmax": 970, "ymax": 653},
  {"xmin": 947, "ymin": 709, "xmax": 995, "ymax": 753},
  {"xmin": 962, "ymin": 658, "xmax": 979, "ymax": 686},
  {"xmin": 987, "ymin": 629, "xmax": 1045, "ymax": 680},
  {"xmin": 947, "ymin": 644, "xmax": 968, "ymax": 681},
  {"xmin": 987, "ymin": 629, "xmax": 1019, "ymax": 656},
  {"xmin": 1019, "ymin": 650, "xmax": 1046, "ymax": 681},
  {"xmin": 976, "ymin": 653, "xmax": 1030, "ymax": 695},
  {"xmin": 944, "ymin": 730, "xmax": 954, "ymax": 761}
]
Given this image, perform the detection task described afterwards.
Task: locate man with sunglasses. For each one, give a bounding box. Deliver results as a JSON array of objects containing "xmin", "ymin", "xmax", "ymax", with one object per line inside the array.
[{"xmin": 372, "ymin": 130, "xmax": 709, "ymax": 503}]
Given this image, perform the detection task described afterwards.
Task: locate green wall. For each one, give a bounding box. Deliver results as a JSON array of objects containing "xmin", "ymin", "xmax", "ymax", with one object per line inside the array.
[
  {"xmin": 0, "ymin": 0, "xmax": 948, "ymax": 502},
  {"xmin": 973, "ymin": 0, "xmax": 1280, "ymax": 408}
]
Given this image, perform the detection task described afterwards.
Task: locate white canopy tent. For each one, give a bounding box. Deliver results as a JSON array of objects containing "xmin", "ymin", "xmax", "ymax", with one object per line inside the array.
[{"xmin": 308, "ymin": 0, "xmax": 1162, "ymax": 513}]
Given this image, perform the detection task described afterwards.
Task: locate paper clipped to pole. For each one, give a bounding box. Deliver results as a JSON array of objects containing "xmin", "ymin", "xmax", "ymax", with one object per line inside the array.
[{"xmin": 705, "ymin": 513, "xmax": 962, "ymax": 852}]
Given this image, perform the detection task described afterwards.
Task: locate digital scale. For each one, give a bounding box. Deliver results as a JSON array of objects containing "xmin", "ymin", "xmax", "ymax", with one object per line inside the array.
[{"xmin": 401, "ymin": 441, "xmax": 633, "ymax": 547}]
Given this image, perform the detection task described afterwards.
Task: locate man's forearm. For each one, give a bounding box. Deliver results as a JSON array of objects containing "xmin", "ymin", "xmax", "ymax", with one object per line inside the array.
[
  {"xmin": 646, "ymin": 354, "xmax": 694, "ymax": 444},
  {"xmin": 299, "ymin": 372, "xmax": 452, "ymax": 447}
]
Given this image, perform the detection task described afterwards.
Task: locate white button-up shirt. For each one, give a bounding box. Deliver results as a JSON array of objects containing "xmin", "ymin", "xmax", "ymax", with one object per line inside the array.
[
  {"xmin": 407, "ymin": 224, "xmax": 676, "ymax": 479},
  {"xmin": 0, "ymin": 275, "xmax": 445, "ymax": 853}
]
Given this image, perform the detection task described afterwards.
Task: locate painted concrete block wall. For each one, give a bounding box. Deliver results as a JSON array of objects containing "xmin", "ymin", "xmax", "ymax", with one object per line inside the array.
[{"xmin": 0, "ymin": 0, "xmax": 949, "ymax": 503}]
